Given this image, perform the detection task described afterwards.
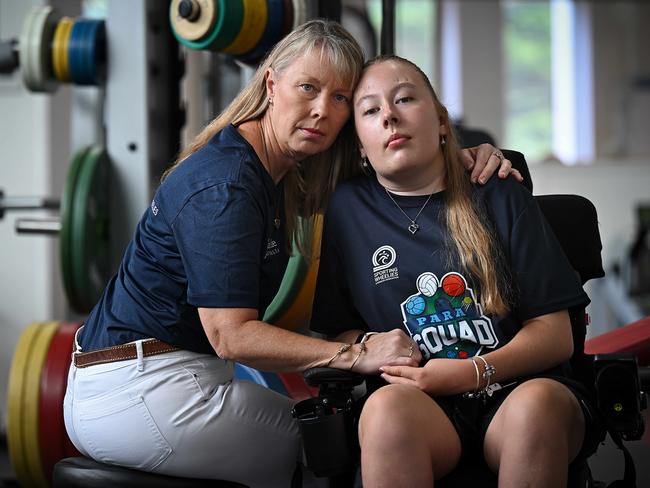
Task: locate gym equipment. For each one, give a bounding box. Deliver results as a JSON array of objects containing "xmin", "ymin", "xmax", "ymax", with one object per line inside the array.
[
  {"xmin": 0, "ymin": 6, "xmax": 107, "ymax": 91},
  {"xmin": 170, "ymin": 0, "xmax": 340, "ymax": 65},
  {"xmin": 1, "ymin": 146, "xmax": 112, "ymax": 314},
  {"xmin": 20, "ymin": 6, "xmax": 61, "ymax": 92},
  {"xmin": 7, "ymin": 321, "xmax": 80, "ymax": 488}
]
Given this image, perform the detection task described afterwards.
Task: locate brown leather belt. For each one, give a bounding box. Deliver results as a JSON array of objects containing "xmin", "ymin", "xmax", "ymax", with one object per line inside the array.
[{"xmin": 73, "ymin": 339, "xmax": 180, "ymax": 368}]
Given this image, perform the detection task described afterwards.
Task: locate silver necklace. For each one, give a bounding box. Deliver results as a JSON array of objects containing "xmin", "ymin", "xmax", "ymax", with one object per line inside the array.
[
  {"xmin": 384, "ymin": 187, "xmax": 434, "ymax": 235},
  {"xmin": 259, "ymin": 120, "xmax": 281, "ymax": 229}
]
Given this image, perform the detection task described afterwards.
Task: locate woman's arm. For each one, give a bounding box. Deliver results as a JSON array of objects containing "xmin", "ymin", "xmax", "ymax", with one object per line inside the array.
[
  {"xmin": 379, "ymin": 310, "xmax": 573, "ymax": 396},
  {"xmin": 198, "ymin": 307, "xmax": 420, "ymax": 374}
]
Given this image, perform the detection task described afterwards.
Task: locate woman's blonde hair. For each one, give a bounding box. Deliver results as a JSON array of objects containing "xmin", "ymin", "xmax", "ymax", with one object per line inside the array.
[
  {"xmin": 163, "ymin": 20, "xmax": 365, "ymax": 256},
  {"xmin": 361, "ymin": 55, "xmax": 514, "ymax": 315}
]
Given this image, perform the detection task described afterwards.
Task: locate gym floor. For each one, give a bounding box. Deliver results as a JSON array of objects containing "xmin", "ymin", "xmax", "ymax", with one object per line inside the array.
[{"xmin": 0, "ymin": 412, "xmax": 648, "ymax": 487}]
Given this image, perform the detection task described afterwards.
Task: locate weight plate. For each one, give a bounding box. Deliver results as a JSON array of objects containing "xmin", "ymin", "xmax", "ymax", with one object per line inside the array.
[
  {"xmin": 52, "ymin": 17, "xmax": 73, "ymax": 82},
  {"xmin": 262, "ymin": 215, "xmax": 318, "ymax": 326},
  {"xmin": 39, "ymin": 321, "xmax": 80, "ymax": 481},
  {"xmin": 236, "ymin": 0, "xmax": 285, "ymax": 66},
  {"xmin": 23, "ymin": 321, "xmax": 59, "ymax": 488},
  {"xmin": 169, "ymin": 0, "xmax": 218, "ymax": 42},
  {"xmin": 20, "ymin": 6, "xmax": 61, "ymax": 92},
  {"xmin": 273, "ymin": 213, "xmax": 323, "ymax": 330},
  {"xmin": 172, "ymin": 0, "xmax": 243, "ymax": 52},
  {"xmin": 60, "ymin": 147, "xmax": 90, "ymax": 313},
  {"xmin": 7, "ymin": 323, "xmax": 44, "ymax": 488},
  {"xmin": 292, "ymin": 0, "xmax": 307, "ymax": 28},
  {"xmin": 281, "ymin": 0, "xmax": 293, "ymax": 36},
  {"xmin": 234, "ymin": 364, "xmax": 289, "ymax": 396},
  {"xmin": 277, "ymin": 372, "xmax": 317, "ymax": 401},
  {"xmin": 223, "ymin": 0, "xmax": 268, "ymax": 55},
  {"xmin": 68, "ymin": 18, "xmax": 106, "ymax": 85},
  {"xmin": 71, "ymin": 146, "xmax": 111, "ymax": 313}
]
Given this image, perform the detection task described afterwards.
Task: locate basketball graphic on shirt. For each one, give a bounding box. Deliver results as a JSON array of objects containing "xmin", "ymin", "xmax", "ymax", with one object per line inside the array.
[
  {"xmin": 416, "ymin": 272, "xmax": 438, "ymax": 296},
  {"xmin": 399, "ymin": 271, "xmax": 498, "ymax": 362},
  {"xmin": 442, "ymin": 273, "xmax": 465, "ymax": 296}
]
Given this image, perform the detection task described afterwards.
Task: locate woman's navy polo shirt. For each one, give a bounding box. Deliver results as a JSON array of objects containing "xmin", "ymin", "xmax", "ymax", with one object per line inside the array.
[{"xmin": 80, "ymin": 124, "xmax": 288, "ymax": 354}]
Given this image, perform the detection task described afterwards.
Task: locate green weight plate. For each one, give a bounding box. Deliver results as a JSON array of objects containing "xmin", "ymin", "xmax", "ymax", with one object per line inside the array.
[
  {"xmin": 71, "ymin": 146, "xmax": 111, "ymax": 313},
  {"xmin": 263, "ymin": 216, "xmax": 313, "ymax": 324},
  {"xmin": 222, "ymin": 0, "xmax": 267, "ymax": 55},
  {"xmin": 23, "ymin": 321, "xmax": 59, "ymax": 488},
  {"xmin": 61, "ymin": 147, "xmax": 90, "ymax": 313},
  {"xmin": 19, "ymin": 6, "xmax": 61, "ymax": 93},
  {"xmin": 7, "ymin": 323, "xmax": 44, "ymax": 488}
]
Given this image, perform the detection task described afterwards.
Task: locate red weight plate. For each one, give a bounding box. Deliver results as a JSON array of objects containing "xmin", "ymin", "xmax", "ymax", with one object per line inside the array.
[
  {"xmin": 39, "ymin": 321, "xmax": 81, "ymax": 477},
  {"xmin": 278, "ymin": 372, "xmax": 317, "ymax": 401}
]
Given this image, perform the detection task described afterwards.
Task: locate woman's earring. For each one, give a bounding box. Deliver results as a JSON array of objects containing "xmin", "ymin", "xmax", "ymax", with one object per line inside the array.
[
  {"xmin": 361, "ymin": 157, "xmax": 369, "ymax": 168},
  {"xmin": 440, "ymin": 135, "xmax": 446, "ymax": 147},
  {"xmin": 268, "ymin": 97, "xmax": 273, "ymax": 106}
]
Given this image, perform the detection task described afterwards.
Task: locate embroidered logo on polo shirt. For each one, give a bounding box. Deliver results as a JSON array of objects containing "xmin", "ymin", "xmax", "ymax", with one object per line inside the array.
[
  {"xmin": 151, "ymin": 199, "xmax": 159, "ymax": 216},
  {"xmin": 265, "ymin": 238, "xmax": 279, "ymax": 259},
  {"xmin": 372, "ymin": 245, "xmax": 399, "ymax": 285},
  {"xmin": 400, "ymin": 271, "xmax": 498, "ymax": 361}
]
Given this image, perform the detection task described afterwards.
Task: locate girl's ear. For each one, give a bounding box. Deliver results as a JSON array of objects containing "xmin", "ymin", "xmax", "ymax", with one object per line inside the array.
[
  {"xmin": 359, "ymin": 147, "xmax": 367, "ymax": 159},
  {"xmin": 439, "ymin": 117, "xmax": 449, "ymax": 136}
]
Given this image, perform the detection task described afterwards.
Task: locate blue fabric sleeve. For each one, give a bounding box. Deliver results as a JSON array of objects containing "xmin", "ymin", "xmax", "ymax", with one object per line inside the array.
[{"xmin": 173, "ymin": 182, "xmax": 265, "ymax": 309}]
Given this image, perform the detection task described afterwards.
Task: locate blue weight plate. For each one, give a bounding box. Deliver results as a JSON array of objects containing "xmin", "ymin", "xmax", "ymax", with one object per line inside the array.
[
  {"xmin": 68, "ymin": 18, "xmax": 106, "ymax": 85},
  {"xmin": 234, "ymin": 363, "xmax": 289, "ymax": 396}
]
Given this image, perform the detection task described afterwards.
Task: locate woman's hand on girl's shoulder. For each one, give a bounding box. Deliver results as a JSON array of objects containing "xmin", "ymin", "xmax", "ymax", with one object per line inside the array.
[{"xmin": 459, "ymin": 143, "xmax": 524, "ymax": 185}]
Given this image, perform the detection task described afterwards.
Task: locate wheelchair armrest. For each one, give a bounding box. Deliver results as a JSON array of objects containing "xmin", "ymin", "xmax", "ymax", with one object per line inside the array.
[{"xmin": 303, "ymin": 367, "xmax": 365, "ymax": 389}]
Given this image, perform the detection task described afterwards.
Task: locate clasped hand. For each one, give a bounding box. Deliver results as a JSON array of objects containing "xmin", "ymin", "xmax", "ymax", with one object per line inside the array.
[
  {"xmin": 356, "ymin": 329, "xmax": 421, "ymax": 374},
  {"xmin": 380, "ymin": 357, "xmax": 472, "ymax": 396}
]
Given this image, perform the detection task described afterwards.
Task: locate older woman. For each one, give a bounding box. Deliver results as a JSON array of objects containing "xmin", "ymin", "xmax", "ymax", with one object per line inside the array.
[
  {"xmin": 311, "ymin": 55, "xmax": 599, "ymax": 487},
  {"xmin": 64, "ymin": 21, "xmax": 511, "ymax": 487}
]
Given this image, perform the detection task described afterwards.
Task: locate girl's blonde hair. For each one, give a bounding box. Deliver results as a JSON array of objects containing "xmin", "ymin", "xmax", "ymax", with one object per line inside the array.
[
  {"xmin": 163, "ymin": 20, "xmax": 365, "ymax": 256},
  {"xmin": 362, "ymin": 55, "xmax": 514, "ymax": 315}
]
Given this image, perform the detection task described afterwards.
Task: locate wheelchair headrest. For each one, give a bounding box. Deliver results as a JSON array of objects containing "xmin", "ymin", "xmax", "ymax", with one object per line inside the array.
[{"xmin": 535, "ymin": 194, "xmax": 605, "ymax": 284}]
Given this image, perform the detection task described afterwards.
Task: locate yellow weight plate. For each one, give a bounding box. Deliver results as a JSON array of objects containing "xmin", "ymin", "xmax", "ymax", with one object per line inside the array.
[
  {"xmin": 7, "ymin": 323, "xmax": 44, "ymax": 488},
  {"xmin": 22, "ymin": 321, "xmax": 59, "ymax": 488},
  {"xmin": 170, "ymin": 0, "xmax": 218, "ymax": 42},
  {"xmin": 223, "ymin": 0, "xmax": 267, "ymax": 55},
  {"xmin": 275, "ymin": 213, "xmax": 323, "ymax": 331},
  {"xmin": 52, "ymin": 17, "xmax": 73, "ymax": 82}
]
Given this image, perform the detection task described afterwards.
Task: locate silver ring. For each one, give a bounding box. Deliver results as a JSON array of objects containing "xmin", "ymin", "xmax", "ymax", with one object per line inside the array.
[{"xmin": 492, "ymin": 150, "xmax": 504, "ymax": 162}]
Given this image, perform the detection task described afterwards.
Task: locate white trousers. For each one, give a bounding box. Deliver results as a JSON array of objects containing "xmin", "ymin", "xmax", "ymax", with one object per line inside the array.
[{"xmin": 63, "ymin": 336, "xmax": 301, "ymax": 488}]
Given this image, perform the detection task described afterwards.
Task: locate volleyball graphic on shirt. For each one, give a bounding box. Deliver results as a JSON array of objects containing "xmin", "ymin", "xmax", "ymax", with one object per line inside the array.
[
  {"xmin": 416, "ymin": 272, "xmax": 438, "ymax": 296},
  {"xmin": 400, "ymin": 271, "xmax": 499, "ymax": 361}
]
